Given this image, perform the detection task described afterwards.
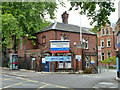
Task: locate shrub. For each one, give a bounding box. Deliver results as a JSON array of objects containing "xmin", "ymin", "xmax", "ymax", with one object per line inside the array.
[{"xmin": 84, "ymin": 67, "xmax": 92, "ymax": 74}]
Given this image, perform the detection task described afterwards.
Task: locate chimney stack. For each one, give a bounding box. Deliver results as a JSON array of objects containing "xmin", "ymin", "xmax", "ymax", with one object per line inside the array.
[{"xmin": 61, "ymin": 11, "xmax": 69, "ymax": 24}]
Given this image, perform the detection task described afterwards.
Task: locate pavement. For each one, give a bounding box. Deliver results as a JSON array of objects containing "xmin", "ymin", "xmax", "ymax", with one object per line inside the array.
[{"xmin": 1, "ymin": 67, "xmax": 84, "ymax": 75}]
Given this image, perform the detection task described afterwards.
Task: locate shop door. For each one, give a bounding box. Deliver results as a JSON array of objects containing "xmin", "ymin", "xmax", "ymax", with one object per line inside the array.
[
  {"xmin": 44, "ymin": 62, "xmax": 49, "ymax": 72},
  {"xmin": 85, "ymin": 57, "xmax": 90, "ymax": 68}
]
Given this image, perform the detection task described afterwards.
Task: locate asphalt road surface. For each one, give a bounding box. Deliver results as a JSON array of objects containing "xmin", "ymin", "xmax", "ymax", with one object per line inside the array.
[{"xmin": 1, "ymin": 68, "xmax": 119, "ymax": 90}]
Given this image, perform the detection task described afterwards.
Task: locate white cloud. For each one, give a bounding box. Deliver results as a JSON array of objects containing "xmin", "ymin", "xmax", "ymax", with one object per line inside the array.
[{"xmin": 47, "ymin": 1, "xmax": 118, "ymax": 28}]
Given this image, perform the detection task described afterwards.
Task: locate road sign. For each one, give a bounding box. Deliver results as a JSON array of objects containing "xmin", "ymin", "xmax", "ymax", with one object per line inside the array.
[
  {"xmin": 42, "ymin": 58, "xmax": 46, "ymax": 64},
  {"xmin": 117, "ymin": 31, "xmax": 120, "ymax": 50},
  {"xmin": 50, "ymin": 40, "xmax": 70, "ymax": 53},
  {"xmin": 76, "ymin": 55, "xmax": 81, "ymax": 60},
  {"xmin": 98, "ymin": 46, "xmax": 101, "ymax": 57}
]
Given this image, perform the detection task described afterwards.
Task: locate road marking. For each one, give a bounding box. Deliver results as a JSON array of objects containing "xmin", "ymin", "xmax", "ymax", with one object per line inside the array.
[
  {"xmin": 54, "ymin": 85, "xmax": 68, "ymax": 88},
  {"xmin": 2, "ymin": 76, "xmax": 69, "ymax": 89},
  {"xmin": 2, "ymin": 81, "xmax": 25, "ymax": 89},
  {"xmin": 37, "ymin": 84, "xmax": 50, "ymax": 90},
  {"xmin": 4, "ymin": 78, "xmax": 11, "ymax": 80}
]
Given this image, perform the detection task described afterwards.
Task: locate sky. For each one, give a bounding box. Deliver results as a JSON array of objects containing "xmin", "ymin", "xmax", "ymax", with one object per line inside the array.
[{"xmin": 50, "ymin": 0, "xmax": 119, "ymax": 28}]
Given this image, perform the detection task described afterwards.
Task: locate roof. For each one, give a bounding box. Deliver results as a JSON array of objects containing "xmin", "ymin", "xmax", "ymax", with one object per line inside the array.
[
  {"xmin": 116, "ymin": 18, "xmax": 120, "ymax": 24},
  {"xmin": 37, "ymin": 22, "xmax": 96, "ymax": 35}
]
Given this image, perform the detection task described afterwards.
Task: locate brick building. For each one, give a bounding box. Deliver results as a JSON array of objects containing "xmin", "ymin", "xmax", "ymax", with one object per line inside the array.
[
  {"xmin": 97, "ymin": 23, "xmax": 118, "ymax": 65},
  {"xmin": 18, "ymin": 11, "xmax": 97, "ymax": 72}
]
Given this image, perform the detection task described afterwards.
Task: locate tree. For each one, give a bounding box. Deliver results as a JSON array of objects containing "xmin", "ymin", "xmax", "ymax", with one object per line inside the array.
[
  {"xmin": 2, "ymin": 2, "xmax": 58, "ymax": 53},
  {"xmin": 101, "ymin": 56, "xmax": 116, "ymax": 70},
  {"xmin": 69, "ymin": 1, "xmax": 115, "ymax": 32}
]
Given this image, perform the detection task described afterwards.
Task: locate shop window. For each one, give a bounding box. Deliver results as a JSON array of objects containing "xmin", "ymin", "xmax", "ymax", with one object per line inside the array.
[
  {"xmin": 102, "ymin": 53, "xmax": 104, "ymax": 60},
  {"xmin": 107, "ymin": 38, "xmax": 111, "ymax": 47},
  {"xmin": 108, "ymin": 53, "xmax": 111, "ymax": 57},
  {"xmin": 59, "ymin": 61, "xmax": 63, "ymax": 68},
  {"xmin": 102, "ymin": 29, "xmax": 105, "ymax": 36},
  {"xmin": 101, "ymin": 39, "xmax": 104, "ymax": 48},
  {"xmin": 65, "ymin": 61, "xmax": 71, "ymax": 68},
  {"xmin": 42, "ymin": 35, "xmax": 46, "ymax": 44},
  {"xmin": 86, "ymin": 39, "xmax": 88, "ymax": 49},
  {"xmin": 106, "ymin": 28, "xmax": 109, "ymax": 35}
]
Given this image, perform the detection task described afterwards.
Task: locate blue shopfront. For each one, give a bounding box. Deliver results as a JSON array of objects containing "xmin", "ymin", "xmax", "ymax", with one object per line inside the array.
[{"xmin": 42, "ymin": 56, "xmax": 71, "ymax": 72}]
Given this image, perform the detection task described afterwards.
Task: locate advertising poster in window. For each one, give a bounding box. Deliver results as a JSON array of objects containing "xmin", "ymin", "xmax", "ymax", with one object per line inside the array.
[
  {"xmin": 59, "ymin": 62, "xmax": 63, "ymax": 68},
  {"xmin": 65, "ymin": 61, "xmax": 71, "ymax": 68}
]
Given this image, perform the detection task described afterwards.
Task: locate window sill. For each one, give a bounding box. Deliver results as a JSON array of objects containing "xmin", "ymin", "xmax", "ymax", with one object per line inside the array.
[
  {"xmin": 107, "ymin": 46, "xmax": 111, "ymax": 48},
  {"xmin": 101, "ymin": 47, "xmax": 104, "ymax": 49}
]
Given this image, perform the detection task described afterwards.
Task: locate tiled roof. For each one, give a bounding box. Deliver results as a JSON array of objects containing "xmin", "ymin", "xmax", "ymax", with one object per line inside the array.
[{"xmin": 37, "ymin": 22, "xmax": 96, "ymax": 35}]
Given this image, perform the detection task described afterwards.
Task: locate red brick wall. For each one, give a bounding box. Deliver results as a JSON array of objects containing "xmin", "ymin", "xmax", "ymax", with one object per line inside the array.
[
  {"xmin": 18, "ymin": 30, "xmax": 97, "ymax": 71},
  {"xmin": 18, "ymin": 36, "xmax": 37, "ymax": 57},
  {"xmin": 97, "ymin": 25, "xmax": 117, "ymax": 64}
]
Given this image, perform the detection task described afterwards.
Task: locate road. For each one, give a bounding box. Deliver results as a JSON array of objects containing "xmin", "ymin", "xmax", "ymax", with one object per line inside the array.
[{"xmin": 1, "ymin": 68, "xmax": 119, "ymax": 90}]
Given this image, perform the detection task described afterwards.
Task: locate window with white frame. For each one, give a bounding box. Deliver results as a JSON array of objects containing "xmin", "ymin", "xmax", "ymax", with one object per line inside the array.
[
  {"xmin": 107, "ymin": 38, "xmax": 111, "ymax": 47},
  {"xmin": 101, "ymin": 39, "xmax": 104, "ymax": 48},
  {"xmin": 108, "ymin": 53, "xmax": 111, "ymax": 57},
  {"xmin": 83, "ymin": 39, "xmax": 85, "ymax": 48},
  {"xmin": 59, "ymin": 61, "xmax": 63, "ymax": 68},
  {"xmin": 64, "ymin": 35, "xmax": 68, "ymax": 40},
  {"xmin": 102, "ymin": 53, "xmax": 104, "ymax": 60},
  {"xmin": 42, "ymin": 35, "xmax": 46, "ymax": 44},
  {"xmin": 61, "ymin": 36, "xmax": 64, "ymax": 40},
  {"xmin": 65, "ymin": 61, "xmax": 71, "ymax": 68},
  {"xmin": 86, "ymin": 39, "xmax": 88, "ymax": 49},
  {"xmin": 106, "ymin": 28, "xmax": 109, "ymax": 35},
  {"xmin": 102, "ymin": 29, "xmax": 105, "ymax": 36}
]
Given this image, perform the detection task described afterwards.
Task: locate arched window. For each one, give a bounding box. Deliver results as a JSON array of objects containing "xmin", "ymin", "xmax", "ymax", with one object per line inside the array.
[
  {"xmin": 107, "ymin": 38, "xmax": 111, "ymax": 47},
  {"xmin": 101, "ymin": 39, "xmax": 104, "ymax": 48},
  {"xmin": 102, "ymin": 53, "xmax": 104, "ymax": 60},
  {"xmin": 86, "ymin": 39, "xmax": 88, "ymax": 49},
  {"xmin": 102, "ymin": 29, "xmax": 105, "ymax": 36},
  {"xmin": 42, "ymin": 35, "xmax": 46, "ymax": 44},
  {"xmin": 106, "ymin": 28, "xmax": 109, "ymax": 35},
  {"xmin": 83, "ymin": 38, "xmax": 85, "ymax": 48}
]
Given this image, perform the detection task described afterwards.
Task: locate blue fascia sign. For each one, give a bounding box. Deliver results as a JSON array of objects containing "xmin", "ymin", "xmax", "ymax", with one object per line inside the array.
[{"xmin": 45, "ymin": 56, "xmax": 71, "ymax": 62}]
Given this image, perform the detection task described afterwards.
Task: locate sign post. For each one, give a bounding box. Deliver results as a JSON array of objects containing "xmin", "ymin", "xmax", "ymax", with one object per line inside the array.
[{"xmin": 98, "ymin": 46, "xmax": 101, "ymax": 73}]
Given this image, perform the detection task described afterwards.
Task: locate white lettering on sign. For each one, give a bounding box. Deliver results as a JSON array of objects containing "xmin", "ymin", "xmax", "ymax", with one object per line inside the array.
[{"xmin": 51, "ymin": 42, "xmax": 69, "ymax": 48}]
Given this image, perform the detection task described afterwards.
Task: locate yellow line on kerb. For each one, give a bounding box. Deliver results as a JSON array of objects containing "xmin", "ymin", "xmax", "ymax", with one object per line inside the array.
[{"xmin": 2, "ymin": 81, "xmax": 24, "ymax": 89}]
